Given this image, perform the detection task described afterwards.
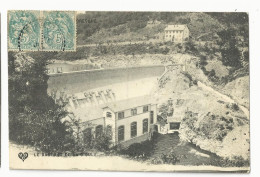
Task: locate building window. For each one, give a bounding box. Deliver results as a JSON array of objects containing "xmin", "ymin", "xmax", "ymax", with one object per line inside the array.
[
  {"xmin": 150, "ymin": 111, "xmax": 154, "ymax": 124},
  {"xmin": 143, "ymin": 119, "xmax": 148, "ymax": 134},
  {"xmin": 170, "ymin": 122, "xmax": 181, "ymax": 130},
  {"xmin": 106, "ymin": 112, "xmax": 112, "ymax": 118},
  {"xmin": 166, "ymin": 35, "xmax": 168, "ymax": 37},
  {"xmin": 118, "ymin": 125, "xmax": 125, "ymax": 142},
  {"xmin": 131, "ymin": 108, "xmax": 137, "ymax": 116},
  {"xmin": 95, "ymin": 125, "xmax": 103, "ymax": 138},
  {"xmin": 131, "ymin": 122, "xmax": 137, "ymax": 138},
  {"xmin": 118, "ymin": 111, "xmax": 124, "ymax": 119},
  {"xmin": 106, "ymin": 125, "xmax": 113, "ymax": 140},
  {"xmin": 143, "ymin": 105, "xmax": 148, "ymax": 113},
  {"xmin": 83, "ymin": 128, "xmax": 92, "ymax": 145}
]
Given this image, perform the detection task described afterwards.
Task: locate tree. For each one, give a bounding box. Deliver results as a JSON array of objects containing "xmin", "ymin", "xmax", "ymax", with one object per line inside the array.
[
  {"xmin": 185, "ymin": 40, "xmax": 198, "ymax": 54},
  {"xmin": 9, "ymin": 52, "xmax": 75, "ymax": 152},
  {"xmin": 217, "ymin": 29, "xmax": 242, "ymax": 68},
  {"xmin": 243, "ymin": 50, "xmax": 249, "ymax": 62}
]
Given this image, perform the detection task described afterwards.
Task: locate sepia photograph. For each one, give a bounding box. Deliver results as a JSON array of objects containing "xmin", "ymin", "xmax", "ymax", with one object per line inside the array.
[{"xmin": 8, "ymin": 11, "xmax": 249, "ymax": 172}]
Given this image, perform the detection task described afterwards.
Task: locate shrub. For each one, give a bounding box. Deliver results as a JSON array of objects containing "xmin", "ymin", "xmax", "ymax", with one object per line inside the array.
[
  {"xmin": 208, "ymin": 69, "xmax": 216, "ymax": 77},
  {"xmin": 120, "ymin": 140, "xmax": 154, "ymax": 160},
  {"xmin": 180, "ymin": 111, "xmax": 234, "ymax": 143},
  {"xmin": 231, "ymin": 103, "xmax": 240, "ymax": 111},
  {"xmin": 160, "ymin": 152, "xmax": 180, "ymax": 164},
  {"xmin": 199, "ymin": 55, "xmax": 208, "ymax": 66},
  {"xmin": 243, "ymin": 50, "xmax": 249, "ymax": 62},
  {"xmin": 211, "ymin": 156, "xmax": 250, "ymax": 167},
  {"xmin": 185, "ymin": 40, "xmax": 198, "ymax": 54},
  {"xmin": 218, "ymin": 29, "xmax": 243, "ymax": 68},
  {"xmin": 92, "ymin": 134, "xmax": 111, "ymax": 151},
  {"xmin": 193, "ymin": 80, "xmax": 198, "ymax": 85},
  {"xmin": 162, "ymin": 47, "xmax": 170, "ymax": 55},
  {"xmin": 151, "ymin": 152, "xmax": 180, "ymax": 165}
]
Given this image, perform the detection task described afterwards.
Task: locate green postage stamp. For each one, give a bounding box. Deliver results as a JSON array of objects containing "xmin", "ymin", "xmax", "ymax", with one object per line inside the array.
[{"xmin": 8, "ymin": 10, "xmax": 76, "ymax": 51}]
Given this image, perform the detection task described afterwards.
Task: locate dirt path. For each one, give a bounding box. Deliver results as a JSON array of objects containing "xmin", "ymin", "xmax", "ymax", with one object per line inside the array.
[{"xmin": 77, "ymin": 40, "xmax": 147, "ymax": 48}]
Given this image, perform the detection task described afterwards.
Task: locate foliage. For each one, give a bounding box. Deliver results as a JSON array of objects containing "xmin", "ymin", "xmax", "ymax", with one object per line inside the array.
[
  {"xmin": 54, "ymin": 47, "xmax": 90, "ymax": 60},
  {"xmin": 119, "ymin": 133, "xmax": 159, "ymax": 160},
  {"xmin": 158, "ymin": 76, "xmax": 170, "ymax": 89},
  {"xmin": 77, "ymin": 12, "xmax": 151, "ymax": 41},
  {"xmin": 179, "ymin": 112, "xmax": 198, "ymax": 143},
  {"xmin": 160, "ymin": 151, "xmax": 180, "ymax": 165},
  {"xmin": 217, "ymin": 29, "xmax": 242, "ymax": 68},
  {"xmin": 127, "ymin": 20, "xmax": 147, "ymax": 32},
  {"xmin": 199, "ymin": 55, "xmax": 208, "ymax": 66},
  {"xmin": 185, "ymin": 40, "xmax": 198, "ymax": 54},
  {"xmin": 199, "ymin": 113, "xmax": 234, "ymax": 141},
  {"xmin": 9, "ymin": 52, "xmax": 75, "ymax": 152},
  {"xmin": 120, "ymin": 141, "xmax": 153, "ymax": 160},
  {"xmin": 158, "ymin": 103, "xmax": 169, "ymax": 119},
  {"xmin": 229, "ymin": 103, "xmax": 240, "ymax": 112},
  {"xmin": 92, "ymin": 133, "xmax": 111, "ymax": 151},
  {"xmin": 211, "ymin": 156, "xmax": 250, "ymax": 167},
  {"xmin": 77, "ymin": 12, "xmax": 243, "ymax": 44},
  {"xmin": 243, "ymin": 50, "xmax": 249, "ymax": 62},
  {"xmin": 206, "ymin": 12, "xmax": 248, "ymax": 26},
  {"xmin": 151, "ymin": 151, "xmax": 180, "ymax": 165},
  {"xmin": 180, "ymin": 111, "xmax": 235, "ymax": 143}
]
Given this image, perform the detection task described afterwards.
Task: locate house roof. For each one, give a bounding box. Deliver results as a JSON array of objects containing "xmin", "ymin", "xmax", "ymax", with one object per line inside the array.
[
  {"xmin": 103, "ymin": 95, "xmax": 155, "ymax": 112},
  {"xmin": 73, "ymin": 95, "xmax": 155, "ymax": 122},
  {"xmin": 164, "ymin": 25, "xmax": 187, "ymax": 31},
  {"xmin": 74, "ymin": 105, "xmax": 104, "ymax": 122}
]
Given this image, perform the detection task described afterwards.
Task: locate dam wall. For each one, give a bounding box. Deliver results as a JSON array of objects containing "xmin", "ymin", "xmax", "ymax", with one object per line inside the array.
[{"xmin": 47, "ymin": 65, "xmax": 165, "ymax": 94}]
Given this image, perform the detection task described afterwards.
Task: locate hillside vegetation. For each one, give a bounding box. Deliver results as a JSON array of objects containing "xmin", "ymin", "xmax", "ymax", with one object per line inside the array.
[{"xmin": 76, "ymin": 12, "xmax": 247, "ymax": 44}]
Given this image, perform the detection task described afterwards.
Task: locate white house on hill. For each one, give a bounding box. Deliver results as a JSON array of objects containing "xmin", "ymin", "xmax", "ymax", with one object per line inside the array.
[{"xmin": 164, "ymin": 25, "xmax": 189, "ymax": 43}]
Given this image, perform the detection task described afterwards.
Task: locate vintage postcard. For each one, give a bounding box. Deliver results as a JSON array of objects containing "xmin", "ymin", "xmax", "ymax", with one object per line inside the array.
[{"xmin": 9, "ymin": 11, "xmax": 250, "ymax": 172}]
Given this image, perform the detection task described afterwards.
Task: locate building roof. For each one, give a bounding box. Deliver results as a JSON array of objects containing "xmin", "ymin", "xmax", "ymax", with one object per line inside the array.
[
  {"xmin": 74, "ymin": 105, "xmax": 104, "ymax": 122},
  {"xmin": 73, "ymin": 95, "xmax": 155, "ymax": 122},
  {"xmin": 103, "ymin": 95, "xmax": 155, "ymax": 112},
  {"xmin": 164, "ymin": 25, "xmax": 187, "ymax": 31}
]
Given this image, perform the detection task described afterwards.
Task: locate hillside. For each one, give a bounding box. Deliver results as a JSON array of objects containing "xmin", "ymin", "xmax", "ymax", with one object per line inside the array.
[
  {"xmin": 154, "ymin": 70, "xmax": 249, "ymax": 160},
  {"xmin": 222, "ymin": 76, "xmax": 249, "ymax": 109},
  {"xmin": 76, "ymin": 12, "xmax": 247, "ymax": 45}
]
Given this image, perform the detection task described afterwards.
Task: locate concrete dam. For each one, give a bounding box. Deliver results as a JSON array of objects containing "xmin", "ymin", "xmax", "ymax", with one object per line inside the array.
[{"xmin": 47, "ymin": 65, "xmax": 165, "ymax": 95}]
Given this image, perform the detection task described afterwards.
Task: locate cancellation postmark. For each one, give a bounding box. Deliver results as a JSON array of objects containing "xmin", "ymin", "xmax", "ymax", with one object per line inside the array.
[
  {"xmin": 8, "ymin": 11, "xmax": 41, "ymax": 51},
  {"xmin": 42, "ymin": 11, "xmax": 76, "ymax": 51},
  {"xmin": 8, "ymin": 10, "xmax": 76, "ymax": 52}
]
